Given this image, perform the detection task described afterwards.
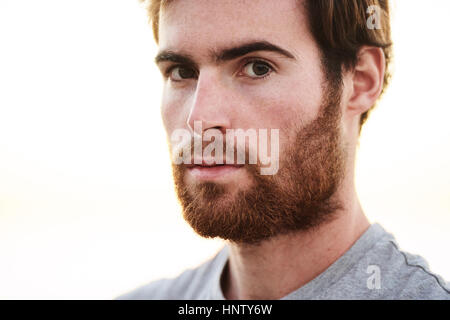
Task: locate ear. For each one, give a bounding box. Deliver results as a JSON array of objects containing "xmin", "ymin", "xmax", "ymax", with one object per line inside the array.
[{"xmin": 347, "ymin": 46, "xmax": 385, "ymax": 118}]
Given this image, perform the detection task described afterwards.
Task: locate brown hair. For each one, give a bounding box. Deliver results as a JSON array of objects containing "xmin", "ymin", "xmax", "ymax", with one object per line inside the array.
[{"xmin": 143, "ymin": 0, "xmax": 392, "ymax": 129}]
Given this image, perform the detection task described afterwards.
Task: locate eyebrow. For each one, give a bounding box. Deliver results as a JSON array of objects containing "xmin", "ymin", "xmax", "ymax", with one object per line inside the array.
[{"xmin": 154, "ymin": 40, "xmax": 296, "ymax": 67}]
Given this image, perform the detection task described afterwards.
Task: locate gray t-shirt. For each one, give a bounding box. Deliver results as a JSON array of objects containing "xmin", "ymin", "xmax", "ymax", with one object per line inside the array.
[{"xmin": 117, "ymin": 223, "xmax": 450, "ymax": 299}]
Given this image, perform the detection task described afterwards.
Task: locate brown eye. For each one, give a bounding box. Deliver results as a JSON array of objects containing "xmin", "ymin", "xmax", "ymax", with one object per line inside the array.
[
  {"xmin": 243, "ymin": 61, "xmax": 272, "ymax": 78},
  {"xmin": 169, "ymin": 66, "xmax": 197, "ymax": 81}
]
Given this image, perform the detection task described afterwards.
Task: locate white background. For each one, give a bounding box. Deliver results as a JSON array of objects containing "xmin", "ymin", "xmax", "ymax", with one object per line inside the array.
[{"xmin": 0, "ymin": 0, "xmax": 449, "ymax": 299}]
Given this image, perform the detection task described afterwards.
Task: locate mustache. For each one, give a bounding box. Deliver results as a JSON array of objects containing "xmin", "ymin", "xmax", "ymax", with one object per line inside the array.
[
  {"xmin": 171, "ymin": 136, "xmax": 255, "ymax": 166},
  {"xmin": 169, "ymin": 128, "xmax": 280, "ymax": 175}
]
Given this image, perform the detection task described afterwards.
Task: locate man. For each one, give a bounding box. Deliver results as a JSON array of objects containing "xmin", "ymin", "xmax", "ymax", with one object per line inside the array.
[{"xmin": 118, "ymin": 0, "xmax": 449, "ymax": 299}]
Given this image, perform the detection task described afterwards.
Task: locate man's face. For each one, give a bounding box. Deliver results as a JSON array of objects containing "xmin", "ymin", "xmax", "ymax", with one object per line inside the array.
[{"xmin": 157, "ymin": 0, "xmax": 347, "ymax": 244}]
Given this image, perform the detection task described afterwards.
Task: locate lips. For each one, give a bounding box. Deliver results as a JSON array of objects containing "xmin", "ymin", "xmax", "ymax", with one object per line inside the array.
[
  {"xmin": 185, "ymin": 159, "xmax": 244, "ymax": 180},
  {"xmin": 186, "ymin": 158, "xmax": 244, "ymax": 168}
]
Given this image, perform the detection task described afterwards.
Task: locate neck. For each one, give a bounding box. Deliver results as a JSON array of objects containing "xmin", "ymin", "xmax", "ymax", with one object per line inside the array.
[{"xmin": 221, "ymin": 190, "xmax": 369, "ymax": 300}]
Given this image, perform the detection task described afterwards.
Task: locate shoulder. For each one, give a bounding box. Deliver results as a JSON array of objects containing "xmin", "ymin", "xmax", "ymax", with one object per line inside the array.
[
  {"xmin": 115, "ymin": 246, "xmax": 228, "ymax": 300},
  {"xmin": 359, "ymin": 226, "xmax": 450, "ymax": 299},
  {"xmin": 386, "ymin": 241, "xmax": 450, "ymax": 299}
]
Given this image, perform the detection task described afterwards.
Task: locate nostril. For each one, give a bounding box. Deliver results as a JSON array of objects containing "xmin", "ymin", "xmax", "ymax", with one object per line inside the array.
[{"xmin": 210, "ymin": 126, "xmax": 226, "ymax": 134}]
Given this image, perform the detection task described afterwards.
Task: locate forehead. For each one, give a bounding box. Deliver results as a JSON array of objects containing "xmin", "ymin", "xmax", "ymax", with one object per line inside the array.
[{"xmin": 158, "ymin": 0, "xmax": 313, "ymax": 55}]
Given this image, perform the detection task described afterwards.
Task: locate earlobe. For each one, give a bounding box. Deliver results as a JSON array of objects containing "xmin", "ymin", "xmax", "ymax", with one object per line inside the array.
[{"xmin": 347, "ymin": 46, "xmax": 385, "ymax": 115}]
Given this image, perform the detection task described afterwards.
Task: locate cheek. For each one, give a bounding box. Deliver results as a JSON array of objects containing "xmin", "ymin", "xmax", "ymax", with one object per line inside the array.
[
  {"xmin": 238, "ymin": 79, "xmax": 322, "ymax": 134},
  {"xmin": 235, "ymin": 76, "xmax": 323, "ymax": 163},
  {"xmin": 161, "ymin": 86, "xmax": 193, "ymax": 133}
]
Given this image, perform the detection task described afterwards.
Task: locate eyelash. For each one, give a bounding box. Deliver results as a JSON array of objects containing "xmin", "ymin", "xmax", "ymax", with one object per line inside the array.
[
  {"xmin": 164, "ymin": 65, "xmax": 197, "ymax": 80},
  {"xmin": 164, "ymin": 58, "xmax": 275, "ymax": 82},
  {"xmin": 240, "ymin": 58, "xmax": 274, "ymax": 81}
]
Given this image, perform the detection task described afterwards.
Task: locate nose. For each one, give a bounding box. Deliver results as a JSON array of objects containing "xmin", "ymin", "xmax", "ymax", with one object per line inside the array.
[{"xmin": 187, "ymin": 71, "xmax": 232, "ymax": 135}]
